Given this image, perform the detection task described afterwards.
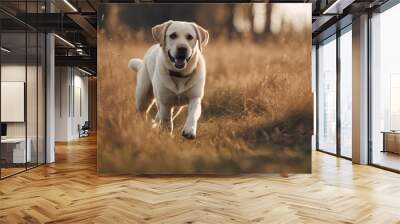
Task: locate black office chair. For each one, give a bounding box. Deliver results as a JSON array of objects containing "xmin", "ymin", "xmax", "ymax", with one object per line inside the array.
[{"xmin": 79, "ymin": 121, "xmax": 90, "ymax": 138}]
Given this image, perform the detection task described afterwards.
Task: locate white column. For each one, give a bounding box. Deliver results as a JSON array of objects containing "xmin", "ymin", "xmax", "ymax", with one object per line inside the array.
[
  {"xmin": 46, "ymin": 1, "xmax": 55, "ymax": 163},
  {"xmin": 46, "ymin": 33, "xmax": 55, "ymax": 163},
  {"xmin": 352, "ymin": 14, "xmax": 369, "ymax": 164}
]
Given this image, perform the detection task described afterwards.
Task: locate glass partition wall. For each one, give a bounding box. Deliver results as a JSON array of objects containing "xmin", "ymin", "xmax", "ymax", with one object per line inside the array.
[
  {"xmin": 0, "ymin": 2, "xmax": 46, "ymax": 179},
  {"xmin": 0, "ymin": 30, "xmax": 27, "ymax": 177},
  {"xmin": 316, "ymin": 26, "xmax": 352, "ymax": 159}
]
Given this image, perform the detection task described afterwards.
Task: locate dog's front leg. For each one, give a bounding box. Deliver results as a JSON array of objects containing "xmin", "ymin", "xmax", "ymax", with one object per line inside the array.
[
  {"xmin": 157, "ymin": 102, "xmax": 173, "ymax": 134},
  {"xmin": 182, "ymin": 97, "xmax": 201, "ymax": 139}
]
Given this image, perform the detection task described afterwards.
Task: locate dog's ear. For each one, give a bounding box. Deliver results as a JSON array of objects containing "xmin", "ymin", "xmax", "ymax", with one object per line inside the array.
[
  {"xmin": 152, "ymin": 20, "xmax": 173, "ymax": 47},
  {"xmin": 192, "ymin": 23, "xmax": 209, "ymax": 52}
]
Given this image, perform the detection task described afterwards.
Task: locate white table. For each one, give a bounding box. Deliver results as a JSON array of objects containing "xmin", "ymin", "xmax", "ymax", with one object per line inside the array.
[{"xmin": 1, "ymin": 138, "xmax": 31, "ymax": 163}]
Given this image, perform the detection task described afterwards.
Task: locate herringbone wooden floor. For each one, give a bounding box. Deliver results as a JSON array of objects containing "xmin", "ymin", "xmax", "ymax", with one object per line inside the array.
[{"xmin": 1, "ymin": 135, "xmax": 400, "ymax": 224}]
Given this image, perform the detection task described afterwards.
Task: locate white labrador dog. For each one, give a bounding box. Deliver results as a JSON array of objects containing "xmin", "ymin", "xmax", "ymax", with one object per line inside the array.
[{"xmin": 128, "ymin": 20, "xmax": 209, "ymax": 139}]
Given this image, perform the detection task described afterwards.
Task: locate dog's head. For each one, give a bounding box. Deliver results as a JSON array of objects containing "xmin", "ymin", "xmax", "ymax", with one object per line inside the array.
[{"xmin": 152, "ymin": 20, "xmax": 209, "ymax": 70}]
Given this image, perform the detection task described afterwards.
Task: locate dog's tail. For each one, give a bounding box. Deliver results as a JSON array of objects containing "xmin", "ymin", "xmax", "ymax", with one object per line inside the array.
[{"xmin": 128, "ymin": 58, "xmax": 143, "ymax": 72}]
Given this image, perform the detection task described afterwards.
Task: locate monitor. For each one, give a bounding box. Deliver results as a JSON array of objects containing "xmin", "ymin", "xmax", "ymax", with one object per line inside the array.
[{"xmin": 1, "ymin": 123, "xmax": 7, "ymax": 137}]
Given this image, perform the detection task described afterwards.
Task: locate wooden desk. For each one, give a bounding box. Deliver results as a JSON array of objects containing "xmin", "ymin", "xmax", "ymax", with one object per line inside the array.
[{"xmin": 382, "ymin": 131, "xmax": 400, "ymax": 154}]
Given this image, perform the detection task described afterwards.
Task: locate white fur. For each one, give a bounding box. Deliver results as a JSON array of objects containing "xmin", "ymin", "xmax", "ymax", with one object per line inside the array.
[
  {"xmin": 128, "ymin": 21, "xmax": 209, "ymax": 139},
  {"xmin": 128, "ymin": 58, "xmax": 143, "ymax": 72}
]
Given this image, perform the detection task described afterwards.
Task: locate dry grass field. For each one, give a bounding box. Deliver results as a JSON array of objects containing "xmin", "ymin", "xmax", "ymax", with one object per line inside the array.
[{"xmin": 97, "ymin": 17, "xmax": 313, "ymax": 174}]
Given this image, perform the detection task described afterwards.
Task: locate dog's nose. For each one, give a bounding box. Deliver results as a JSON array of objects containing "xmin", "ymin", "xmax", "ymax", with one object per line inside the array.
[{"xmin": 177, "ymin": 47, "xmax": 188, "ymax": 56}]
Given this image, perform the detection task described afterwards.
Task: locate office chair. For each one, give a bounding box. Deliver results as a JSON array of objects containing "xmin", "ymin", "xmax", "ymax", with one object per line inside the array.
[{"xmin": 79, "ymin": 121, "xmax": 90, "ymax": 138}]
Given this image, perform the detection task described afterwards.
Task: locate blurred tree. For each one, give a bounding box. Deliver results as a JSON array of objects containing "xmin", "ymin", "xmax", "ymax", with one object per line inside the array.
[
  {"xmin": 100, "ymin": 3, "xmax": 277, "ymax": 42},
  {"xmin": 226, "ymin": 4, "xmax": 238, "ymax": 40},
  {"xmin": 264, "ymin": 4, "xmax": 272, "ymax": 37},
  {"xmin": 252, "ymin": 3, "xmax": 273, "ymax": 42},
  {"xmin": 194, "ymin": 4, "xmax": 226, "ymax": 38}
]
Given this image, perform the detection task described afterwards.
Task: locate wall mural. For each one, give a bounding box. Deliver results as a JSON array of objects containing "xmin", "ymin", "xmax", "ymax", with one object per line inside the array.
[{"xmin": 97, "ymin": 3, "xmax": 313, "ymax": 174}]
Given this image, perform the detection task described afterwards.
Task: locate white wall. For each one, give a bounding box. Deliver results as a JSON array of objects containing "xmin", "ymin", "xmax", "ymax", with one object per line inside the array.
[
  {"xmin": 1, "ymin": 65, "xmax": 26, "ymax": 138},
  {"xmin": 55, "ymin": 67, "xmax": 89, "ymax": 141},
  {"xmin": 72, "ymin": 73, "xmax": 89, "ymax": 138},
  {"xmin": 55, "ymin": 67, "xmax": 70, "ymax": 141},
  {"xmin": 1, "ymin": 65, "xmax": 38, "ymax": 138}
]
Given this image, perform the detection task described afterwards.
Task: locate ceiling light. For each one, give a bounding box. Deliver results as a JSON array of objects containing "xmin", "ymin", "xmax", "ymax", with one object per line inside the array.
[
  {"xmin": 76, "ymin": 48, "xmax": 86, "ymax": 56},
  {"xmin": 1, "ymin": 47, "xmax": 11, "ymax": 53},
  {"xmin": 63, "ymin": 0, "xmax": 78, "ymax": 12},
  {"xmin": 54, "ymin": 34, "xmax": 75, "ymax": 48},
  {"xmin": 78, "ymin": 67, "xmax": 94, "ymax": 76},
  {"xmin": 323, "ymin": 0, "xmax": 341, "ymax": 14},
  {"xmin": 323, "ymin": 0, "xmax": 355, "ymax": 15}
]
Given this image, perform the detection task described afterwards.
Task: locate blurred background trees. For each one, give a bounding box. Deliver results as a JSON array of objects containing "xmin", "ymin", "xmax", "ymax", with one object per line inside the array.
[{"xmin": 99, "ymin": 3, "xmax": 310, "ymax": 42}]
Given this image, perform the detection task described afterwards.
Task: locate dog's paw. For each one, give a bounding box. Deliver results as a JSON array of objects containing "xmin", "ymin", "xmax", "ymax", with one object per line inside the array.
[{"xmin": 182, "ymin": 127, "xmax": 196, "ymax": 140}]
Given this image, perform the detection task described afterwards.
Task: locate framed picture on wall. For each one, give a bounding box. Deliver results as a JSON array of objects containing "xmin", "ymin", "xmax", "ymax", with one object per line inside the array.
[{"xmin": 97, "ymin": 3, "xmax": 313, "ymax": 175}]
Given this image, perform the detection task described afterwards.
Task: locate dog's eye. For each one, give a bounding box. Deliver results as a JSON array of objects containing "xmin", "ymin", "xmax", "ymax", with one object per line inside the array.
[
  {"xmin": 186, "ymin": 34, "xmax": 194, "ymax": 41},
  {"xmin": 169, "ymin": 33, "xmax": 177, "ymax": 39}
]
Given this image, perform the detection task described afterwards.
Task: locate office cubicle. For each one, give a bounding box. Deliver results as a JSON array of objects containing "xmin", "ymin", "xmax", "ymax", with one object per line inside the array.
[{"xmin": 0, "ymin": 1, "xmax": 46, "ymax": 179}]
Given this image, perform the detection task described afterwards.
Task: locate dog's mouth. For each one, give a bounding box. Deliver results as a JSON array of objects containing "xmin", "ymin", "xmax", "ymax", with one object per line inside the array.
[{"xmin": 168, "ymin": 51, "xmax": 190, "ymax": 69}]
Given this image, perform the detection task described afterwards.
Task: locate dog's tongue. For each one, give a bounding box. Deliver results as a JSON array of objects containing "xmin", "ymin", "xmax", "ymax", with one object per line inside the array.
[{"xmin": 175, "ymin": 59, "xmax": 185, "ymax": 69}]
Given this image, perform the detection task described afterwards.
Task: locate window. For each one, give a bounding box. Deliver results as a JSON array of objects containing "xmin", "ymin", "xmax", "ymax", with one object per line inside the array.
[
  {"xmin": 317, "ymin": 35, "xmax": 337, "ymax": 154},
  {"xmin": 339, "ymin": 27, "xmax": 352, "ymax": 158},
  {"xmin": 390, "ymin": 74, "xmax": 400, "ymax": 130},
  {"xmin": 370, "ymin": 3, "xmax": 400, "ymax": 171}
]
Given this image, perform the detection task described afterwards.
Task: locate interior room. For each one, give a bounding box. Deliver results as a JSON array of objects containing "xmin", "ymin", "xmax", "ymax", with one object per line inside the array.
[
  {"xmin": 0, "ymin": 8, "xmax": 46, "ymax": 178},
  {"xmin": 0, "ymin": 0, "xmax": 400, "ymax": 223}
]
